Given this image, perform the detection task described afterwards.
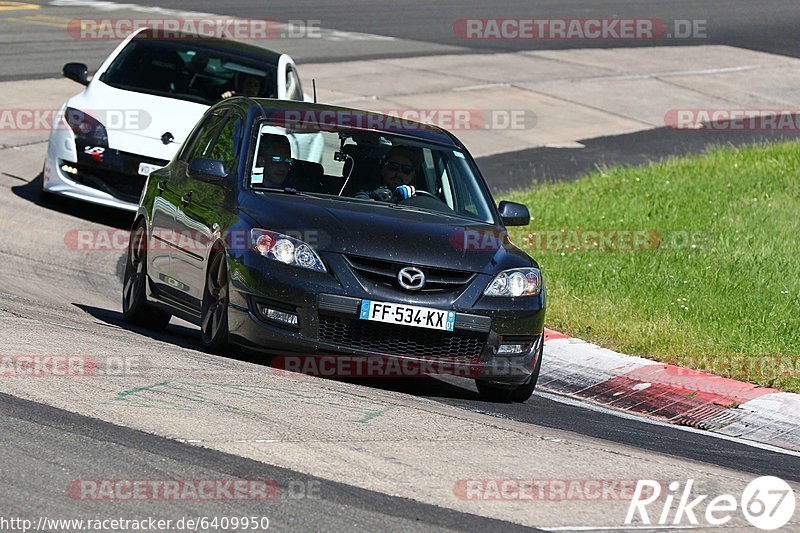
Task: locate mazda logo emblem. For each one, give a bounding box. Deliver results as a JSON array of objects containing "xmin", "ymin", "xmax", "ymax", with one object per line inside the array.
[{"xmin": 398, "ymin": 266, "xmax": 425, "ymax": 290}]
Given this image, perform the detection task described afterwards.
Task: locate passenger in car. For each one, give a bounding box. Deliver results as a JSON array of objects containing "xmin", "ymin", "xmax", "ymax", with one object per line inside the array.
[{"xmin": 221, "ymin": 73, "xmax": 264, "ymax": 99}]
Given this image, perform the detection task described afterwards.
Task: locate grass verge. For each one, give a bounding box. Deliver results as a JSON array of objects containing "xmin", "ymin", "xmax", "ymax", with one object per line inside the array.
[{"xmin": 504, "ymin": 142, "xmax": 800, "ymax": 392}]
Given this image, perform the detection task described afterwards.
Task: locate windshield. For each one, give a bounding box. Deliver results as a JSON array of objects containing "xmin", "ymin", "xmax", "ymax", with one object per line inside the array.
[
  {"xmin": 249, "ymin": 121, "xmax": 497, "ymax": 224},
  {"xmin": 101, "ymin": 39, "xmax": 277, "ymax": 105}
]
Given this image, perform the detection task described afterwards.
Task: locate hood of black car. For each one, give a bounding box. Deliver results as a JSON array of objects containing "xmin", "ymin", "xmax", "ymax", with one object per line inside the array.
[{"xmin": 241, "ymin": 193, "xmax": 533, "ymax": 274}]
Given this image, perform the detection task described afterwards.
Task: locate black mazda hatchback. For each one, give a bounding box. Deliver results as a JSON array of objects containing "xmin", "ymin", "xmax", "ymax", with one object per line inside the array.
[{"xmin": 122, "ymin": 98, "xmax": 546, "ymax": 402}]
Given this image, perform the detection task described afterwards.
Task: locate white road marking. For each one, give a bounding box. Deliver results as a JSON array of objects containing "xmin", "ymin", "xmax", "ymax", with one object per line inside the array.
[
  {"xmin": 453, "ymin": 82, "xmax": 510, "ymax": 92},
  {"xmin": 324, "ymin": 29, "xmax": 394, "ymax": 41},
  {"xmin": 543, "ymin": 142, "xmax": 586, "ymax": 148}
]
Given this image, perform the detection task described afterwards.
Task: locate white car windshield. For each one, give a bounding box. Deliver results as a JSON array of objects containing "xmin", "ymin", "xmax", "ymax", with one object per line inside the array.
[{"xmin": 101, "ymin": 39, "xmax": 278, "ymax": 105}]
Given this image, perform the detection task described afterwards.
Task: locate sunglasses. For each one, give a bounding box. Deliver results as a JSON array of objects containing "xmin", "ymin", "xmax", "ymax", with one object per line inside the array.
[
  {"xmin": 269, "ymin": 155, "xmax": 293, "ymax": 165},
  {"xmin": 384, "ymin": 160, "xmax": 414, "ymax": 174}
]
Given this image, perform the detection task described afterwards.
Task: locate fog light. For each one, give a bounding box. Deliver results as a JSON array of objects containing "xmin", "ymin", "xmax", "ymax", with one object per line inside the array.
[
  {"xmin": 497, "ymin": 343, "xmax": 530, "ymax": 355},
  {"xmin": 61, "ymin": 164, "xmax": 78, "ymax": 175},
  {"xmin": 257, "ymin": 304, "xmax": 298, "ymax": 326}
]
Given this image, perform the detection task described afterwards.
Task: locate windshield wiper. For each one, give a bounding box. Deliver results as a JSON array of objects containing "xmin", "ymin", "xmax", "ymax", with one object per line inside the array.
[{"xmin": 256, "ymin": 187, "xmax": 319, "ymax": 198}]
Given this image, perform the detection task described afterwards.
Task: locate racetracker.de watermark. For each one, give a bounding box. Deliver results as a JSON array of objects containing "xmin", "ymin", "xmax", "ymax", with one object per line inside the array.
[
  {"xmin": 450, "ymin": 229, "xmax": 709, "ymax": 252},
  {"xmin": 454, "ymin": 479, "xmax": 657, "ymax": 501},
  {"xmin": 665, "ymin": 109, "xmax": 800, "ymax": 131},
  {"xmin": 453, "ymin": 18, "xmax": 707, "ymax": 40},
  {"xmin": 0, "ymin": 108, "xmax": 151, "ymax": 131},
  {"xmin": 269, "ymin": 354, "xmax": 537, "ymax": 379},
  {"xmin": 67, "ymin": 479, "xmax": 321, "ymax": 501},
  {"xmin": 0, "ymin": 355, "xmax": 142, "ymax": 377},
  {"xmin": 64, "ymin": 229, "xmax": 324, "ymax": 253},
  {"xmin": 677, "ymin": 354, "xmax": 800, "ymax": 381},
  {"xmin": 269, "ymin": 108, "xmax": 537, "ymax": 131},
  {"xmin": 67, "ymin": 18, "xmax": 322, "ymax": 40}
]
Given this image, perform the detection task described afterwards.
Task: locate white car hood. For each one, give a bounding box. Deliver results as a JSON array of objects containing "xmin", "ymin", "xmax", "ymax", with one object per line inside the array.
[{"xmin": 67, "ymin": 80, "xmax": 209, "ymax": 161}]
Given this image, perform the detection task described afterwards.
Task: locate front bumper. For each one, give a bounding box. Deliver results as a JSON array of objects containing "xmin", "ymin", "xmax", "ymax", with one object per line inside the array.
[
  {"xmin": 44, "ymin": 125, "xmax": 167, "ymax": 211},
  {"xmin": 227, "ymin": 251, "xmax": 546, "ymax": 385}
]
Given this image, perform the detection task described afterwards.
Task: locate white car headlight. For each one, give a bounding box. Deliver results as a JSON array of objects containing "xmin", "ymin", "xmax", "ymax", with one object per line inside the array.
[
  {"xmin": 250, "ymin": 229, "xmax": 326, "ymax": 272},
  {"xmin": 484, "ymin": 268, "xmax": 542, "ymax": 297}
]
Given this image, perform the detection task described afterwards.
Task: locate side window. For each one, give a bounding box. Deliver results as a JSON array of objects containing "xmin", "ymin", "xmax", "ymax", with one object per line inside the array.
[
  {"xmin": 285, "ymin": 66, "xmax": 303, "ymax": 101},
  {"xmin": 180, "ymin": 110, "xmax": 243, "ymax": 175},
  {"xmin": 439, "ymin": 167, "xmax": 455, "ymax": 210},
  {"xmin": 179, "ymin": 112, "xmax": 226, "ymax": 163},
  {"xmin": 192, "ymin": 115, "xmax": 226, "ymax": 160},
  {"xmin": 209, "ymin": 116, "xmax": 241, "ymax": 172},
  {"xmin": 425, "ymin": 149, "xmax": 455, "ymax": 210},
  {"xmin": 444, "ymin": 153, "xmax": 493, "ymax": 222}
]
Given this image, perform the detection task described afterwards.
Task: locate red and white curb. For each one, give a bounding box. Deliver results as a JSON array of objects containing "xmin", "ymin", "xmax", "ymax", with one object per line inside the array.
[{"xmin": 540, "ymin": 329, "xmax": 800, "ymax": 452}]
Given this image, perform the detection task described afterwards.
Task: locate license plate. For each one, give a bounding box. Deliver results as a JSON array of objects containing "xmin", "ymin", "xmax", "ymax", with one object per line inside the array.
[
  {"xmin": 359, "ymin": 300, "xmax": 455, "ymax": 332},
  {"xmin": 138, "ymin": 162, "xmax": 162, "ymax": 176}
]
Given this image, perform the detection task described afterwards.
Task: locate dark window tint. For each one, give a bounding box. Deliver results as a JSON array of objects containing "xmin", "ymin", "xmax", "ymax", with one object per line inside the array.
[
  {"xmin": 209, "ymin": 116, "xmax": 241, "ymax": 172},
  {"xmin": 189, "ymin": 113, "xmax": 228, "ymax": 161},
  {"xmin": 101, "ymin": 40, "xmax": 277, "ymax": 105}
]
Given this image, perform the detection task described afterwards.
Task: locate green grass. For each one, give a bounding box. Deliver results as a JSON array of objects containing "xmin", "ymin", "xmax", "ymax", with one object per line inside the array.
[{"xmin": 504, "ymin": 142, "xmax": 800, "ymax": 392}]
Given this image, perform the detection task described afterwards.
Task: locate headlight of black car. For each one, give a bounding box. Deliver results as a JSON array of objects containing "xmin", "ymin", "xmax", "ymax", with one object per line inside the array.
[
  {"xmin": 250, "ymin": 229, "xmax": 326, "ymax": 272},
  {"xmin": 484, "ymin": 267, "xmax": 542, "ymax": 297}
]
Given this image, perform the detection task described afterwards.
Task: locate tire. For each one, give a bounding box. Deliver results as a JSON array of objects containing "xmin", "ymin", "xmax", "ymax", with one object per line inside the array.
[
  {"xmin": 476, "ymin": 338, "xmax": 544, "ymax": 403},
  {"xmin": 200, "ymin": 251, "xmax": 231, "ymax": 353},
  {"xmin": 122, "ymin": 220, "xmax": 172, "ymax": 330}
]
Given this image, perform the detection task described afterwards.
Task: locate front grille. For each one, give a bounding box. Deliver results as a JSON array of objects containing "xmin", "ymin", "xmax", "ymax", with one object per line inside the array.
[
  {"xmin": 318, "ymin": 314, "xmax": 486, "ymax": 359},
  {"xmin": 345, "ymin": 255, "xmax": 475, "ymax": 293},
  {"xmin": 72, "ymin": 163, "xmax": 147, "ymax": 203},
  {"xmin": 69, "ymin": 150, "xmax": 168, "ymax": 203}
]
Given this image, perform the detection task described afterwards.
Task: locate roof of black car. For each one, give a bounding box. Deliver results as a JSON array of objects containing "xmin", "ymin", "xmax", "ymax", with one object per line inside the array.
[
  {"xmin": 246, "ymin": 99, "xmax": 462, "ymax": 147},
  {"xmin": 133, "ymin": 28, "xmax": 283, "ymax": 65}
]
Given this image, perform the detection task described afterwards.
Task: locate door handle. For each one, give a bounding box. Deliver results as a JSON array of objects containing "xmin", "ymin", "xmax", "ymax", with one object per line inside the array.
[
  {"xmin": 157, "ymin": 180, "xmax": 167, "ymax": 193},
  {"xmin": 181, "ymin": 192, "xmax": 192, "ymax": 205}
]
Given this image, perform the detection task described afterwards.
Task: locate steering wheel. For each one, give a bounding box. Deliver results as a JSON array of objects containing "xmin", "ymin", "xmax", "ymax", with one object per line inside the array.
[
  {"xmin": 408, "ymin": 190, "xmax": 440, "ymax": 200},
  {"xmin": 397, "ymin": 189, "xmax": 456, "ymax": 215}
]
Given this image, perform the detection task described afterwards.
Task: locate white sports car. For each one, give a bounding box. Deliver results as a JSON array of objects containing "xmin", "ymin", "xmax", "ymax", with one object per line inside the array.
[{"xmin": 43, "ymin": 27, "xmax": 308, "ymax": 211}]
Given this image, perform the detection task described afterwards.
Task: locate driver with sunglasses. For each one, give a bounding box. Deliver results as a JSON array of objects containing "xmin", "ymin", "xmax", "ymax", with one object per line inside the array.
[
  {"xmin": 354, "ymin": 146, "xmax": 419, "ymax": 202},
  {"xmin": 256, "ymin": 134, "xmax": 293, "ymax": 188}
]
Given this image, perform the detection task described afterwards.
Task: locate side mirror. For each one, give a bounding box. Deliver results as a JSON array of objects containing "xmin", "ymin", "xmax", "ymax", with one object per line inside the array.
[
  {"xmin": 63, "ymin": 63, "xmax": 89, "ymax": 86},
  {"xmin": 498, "ymin": 201, "xmax": 530, "ymax": 226},
  {"xmin": 188, "ymin": 158, "xmax": 227, "ymax": 184}
]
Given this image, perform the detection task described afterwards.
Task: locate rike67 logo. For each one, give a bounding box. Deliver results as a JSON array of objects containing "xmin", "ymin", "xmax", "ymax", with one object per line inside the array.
[{"xmin": 626, "ymin": 477, "xmax": 796, "ymax": 530}]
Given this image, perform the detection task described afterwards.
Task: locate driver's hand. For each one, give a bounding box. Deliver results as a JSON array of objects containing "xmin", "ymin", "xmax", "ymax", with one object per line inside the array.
[
  {"xmin": 370, "ymin": 186, "xmax": 393, "ymax": 202},
  {"xmin": 391, "ymin": 185, "xmax": 416, "ymax": 201}
]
